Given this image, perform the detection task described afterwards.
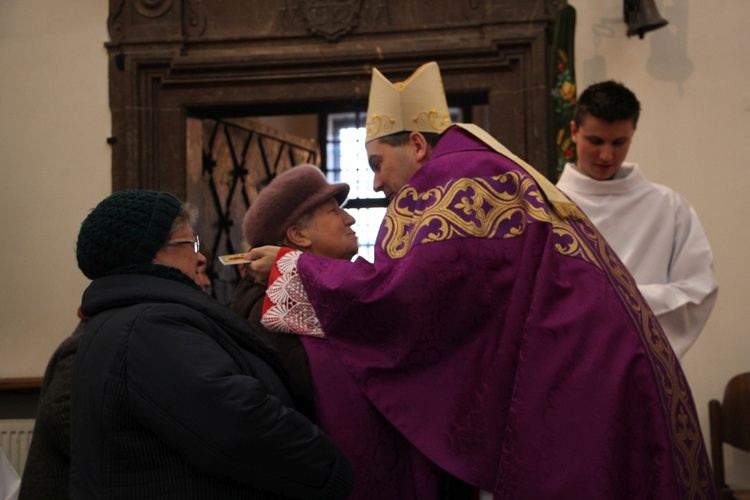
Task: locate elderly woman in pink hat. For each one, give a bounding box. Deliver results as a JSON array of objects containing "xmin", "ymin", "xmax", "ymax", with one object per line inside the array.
[
  {"xmin": 231, "ymin": 164, "xmax": 357, "ymax": 418},
  {"xmin": 230, "ymin": 165, "xmax": 469, "ymax": 499}
]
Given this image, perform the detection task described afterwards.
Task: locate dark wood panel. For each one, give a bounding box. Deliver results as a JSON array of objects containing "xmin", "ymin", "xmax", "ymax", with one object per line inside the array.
[
  {"xmin": 107, "ymin": 0, "xmax": 566, "ymax": 197},
  {"xmin": 0, "ymin": 378, "xmax": 42, "ymax": 419}
]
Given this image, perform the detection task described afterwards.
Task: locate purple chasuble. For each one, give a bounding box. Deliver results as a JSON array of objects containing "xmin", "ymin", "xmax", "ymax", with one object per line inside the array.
[
  {"xmin": 297, "ymin": 127, "xmax": 715, "ymax": 499},
  {"xmin": 300, "ymin": 336, "xmax": 448, "ymax": 498}
]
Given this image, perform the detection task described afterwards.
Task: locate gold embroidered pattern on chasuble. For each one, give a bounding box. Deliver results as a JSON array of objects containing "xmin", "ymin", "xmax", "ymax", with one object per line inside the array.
[{"xmin": 381, "ymin": 170, "xmax": 711, "ymax": 496}]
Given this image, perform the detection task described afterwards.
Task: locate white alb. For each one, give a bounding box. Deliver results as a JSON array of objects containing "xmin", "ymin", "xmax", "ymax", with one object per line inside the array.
[{"xmin": 556, "ymin": 162, "xmax": 718, "ymax": 359}]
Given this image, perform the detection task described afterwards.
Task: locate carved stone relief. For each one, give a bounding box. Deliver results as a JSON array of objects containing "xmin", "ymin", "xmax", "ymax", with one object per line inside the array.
[
  {"xmin": 305, "ymin": 0, "xmax": 365, "ymax": 41},
  {"xmin": 277, "ymin": 0, "xmax": 399, "ymax": 39},
  {"xmin": 134, "ymin": 0, "xmax": 175, "ymax": 18}
]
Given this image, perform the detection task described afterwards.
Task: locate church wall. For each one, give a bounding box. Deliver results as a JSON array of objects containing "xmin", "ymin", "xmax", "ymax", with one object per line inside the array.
[{"xmin": 0, "ymin": 0, "xmax": 110, "ymax": 379}]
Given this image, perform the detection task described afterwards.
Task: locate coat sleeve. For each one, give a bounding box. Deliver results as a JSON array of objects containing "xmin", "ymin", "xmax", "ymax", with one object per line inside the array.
[
  {"xmin": 35, "ymin": 327, "xmax": 82, "ymax": 459},
  {"xmin": 124, "ymin": 305, "xmax": 353, "ymax": 499},
  {"xmin": 229, "ymin": 275, "xmax": 317, "ymax": 420}
]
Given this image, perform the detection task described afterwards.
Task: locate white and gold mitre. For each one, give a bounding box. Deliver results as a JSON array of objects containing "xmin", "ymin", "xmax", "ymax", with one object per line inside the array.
[{"xmin": 365, "ymin": 62, "xmax": 452, "ymax": 142}]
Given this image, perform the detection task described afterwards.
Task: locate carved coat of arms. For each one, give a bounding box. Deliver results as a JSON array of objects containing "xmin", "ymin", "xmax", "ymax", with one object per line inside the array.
[{"xmin": 303, "ymin": 0, "xmax": 364, "ymax": 42}]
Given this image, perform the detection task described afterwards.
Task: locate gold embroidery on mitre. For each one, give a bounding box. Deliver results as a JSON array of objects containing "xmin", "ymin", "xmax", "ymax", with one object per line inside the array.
[
  {"xmin": 413, "ymin": 110, "xmax": 452, "ymax": 134},
  {"xmin": 365, "ymin": 62, "xmax": 452, "ymax": 142},
  {"xmin": 365, "ymin": 114, "xmax": 396, "ymax": 140}
]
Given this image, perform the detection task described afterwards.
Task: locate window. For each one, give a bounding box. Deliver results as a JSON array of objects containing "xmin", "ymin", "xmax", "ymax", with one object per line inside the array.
[{"xmin": 325, "ymin": 111, "xmax": 386, "ymax": 261}]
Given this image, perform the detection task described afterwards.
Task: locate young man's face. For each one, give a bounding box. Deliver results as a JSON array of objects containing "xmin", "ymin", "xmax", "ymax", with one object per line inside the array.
[
  {"xmin": 298, "ymin": 198, "xmax": 359, "ymax": 260},
  {"xmin": 366, "ymin": 137, "xmax": 421, "ymax": 202},
  {"xmin": 571, "ymin": 115, "xmax": 636, "ymax": 181}
]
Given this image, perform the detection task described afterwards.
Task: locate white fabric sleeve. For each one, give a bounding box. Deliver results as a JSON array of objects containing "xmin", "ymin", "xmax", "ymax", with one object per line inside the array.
[
  {"xmin": 261, "ymin": 250, "xmax": 326, "ymax": 337},
  {"xmin": 637, "ymin": 203, "xmax": 718, "ymax": 359}
]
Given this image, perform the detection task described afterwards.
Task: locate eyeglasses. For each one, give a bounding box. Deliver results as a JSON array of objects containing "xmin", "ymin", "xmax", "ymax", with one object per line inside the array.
[{"xmin": 164, "ymin": 235, "xmax": 200, "ymax": 254}]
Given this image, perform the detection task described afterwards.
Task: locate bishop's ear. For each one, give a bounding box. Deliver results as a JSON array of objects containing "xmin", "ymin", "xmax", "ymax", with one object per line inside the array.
[{"xmin": 410, "ymin": 131, "xmax": 430, "ymax": 164}]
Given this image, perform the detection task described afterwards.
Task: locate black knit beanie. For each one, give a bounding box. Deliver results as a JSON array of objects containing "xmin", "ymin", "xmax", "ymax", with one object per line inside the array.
[{"xmin": 76, "ymin": 190, "xmax": 182, "ymax": 280}]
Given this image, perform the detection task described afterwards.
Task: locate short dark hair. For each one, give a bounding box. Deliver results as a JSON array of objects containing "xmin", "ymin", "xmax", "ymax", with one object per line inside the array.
[
  {"xmin": 376, "ymin": 131, "xmax": 442, "ymax": 148},
  {"xmin": 573, "ymin": 80, "xmax": 641, "ymax": 127}
]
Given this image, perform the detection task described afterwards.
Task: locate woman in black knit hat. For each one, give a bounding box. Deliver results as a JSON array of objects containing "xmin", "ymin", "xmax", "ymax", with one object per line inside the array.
[{"xmin": 69, "ymin": 190, "xmax": 353, "ymax": 499}]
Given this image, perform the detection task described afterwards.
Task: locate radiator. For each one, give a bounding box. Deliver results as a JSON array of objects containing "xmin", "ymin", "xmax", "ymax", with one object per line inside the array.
[{"xmin": 0, "ymin": 419, "xmax": 35, "ymax": 476}]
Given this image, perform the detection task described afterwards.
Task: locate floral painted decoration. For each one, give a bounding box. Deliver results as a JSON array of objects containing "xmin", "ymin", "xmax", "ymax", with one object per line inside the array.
[{"xmin": 550, "ymin": 5, "xmax": 577, "ymax": 181}]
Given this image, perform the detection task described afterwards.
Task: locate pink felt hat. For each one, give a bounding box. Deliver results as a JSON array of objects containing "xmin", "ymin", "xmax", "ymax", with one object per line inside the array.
[{"xmin": 242, "ymin": 165, "xmax": 349, "ymax": 247}]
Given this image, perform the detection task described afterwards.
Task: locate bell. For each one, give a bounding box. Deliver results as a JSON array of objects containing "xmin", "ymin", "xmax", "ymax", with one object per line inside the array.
[{"xmin": 624, "ymin": 0, "xmax": 669, "ymax": 39}]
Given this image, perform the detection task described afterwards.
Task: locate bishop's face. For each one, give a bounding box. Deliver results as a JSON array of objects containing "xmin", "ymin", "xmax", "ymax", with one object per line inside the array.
[
  {"xmin": 366, "ymin": 138, "xmax": 421, "ymax": 202},
  {"xmin": 571, "ymin": 115, "xmax": 636, "ymax": 181}
]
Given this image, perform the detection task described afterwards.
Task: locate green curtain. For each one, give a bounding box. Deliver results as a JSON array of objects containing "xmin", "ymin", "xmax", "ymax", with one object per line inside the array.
[{"xmin": 550, "ymin": 5, "xmax": 577, "ymax": 181}]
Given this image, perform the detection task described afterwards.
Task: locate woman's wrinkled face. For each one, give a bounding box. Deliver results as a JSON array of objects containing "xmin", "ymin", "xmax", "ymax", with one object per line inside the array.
[
  {"xmin": 295, "ymin": 198, "xmax": 359, "ymax": 260},
  {"xmin": 152, "ymin": 224, "xmax": 207, "ymax": 286}
]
